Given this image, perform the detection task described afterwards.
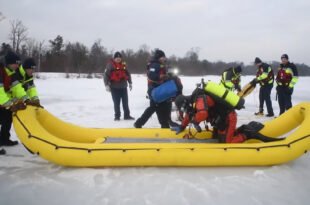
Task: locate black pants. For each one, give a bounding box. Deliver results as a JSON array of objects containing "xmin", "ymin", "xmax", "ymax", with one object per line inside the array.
[
  {"xmin": 259, "ymin": 84, "xmax": 274, "ymax": 115},
  {"xmin": 111, "ymin": 87, "xmax": 130, "ymax": 118},
  {"xmin": 277, "ymin": 86, "xmax": 293, "ymax": 115},
  {"xmin": 0, "ymin": 108, "xmax": 12, "ymax": 143},
  {"xmin": 135, "ymin": 100, "xmax": 171, "ymax": 128}
]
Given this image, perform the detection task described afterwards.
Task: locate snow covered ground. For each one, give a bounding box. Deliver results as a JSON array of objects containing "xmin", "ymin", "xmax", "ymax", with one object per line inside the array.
[{"xmin": 0, "ymin": 74, "xmax": 310, "ymax": 205}]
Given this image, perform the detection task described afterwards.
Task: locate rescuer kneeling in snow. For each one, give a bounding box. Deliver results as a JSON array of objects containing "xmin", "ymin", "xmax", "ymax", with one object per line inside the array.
[{"xmin": 171, "ymin": 82, "xmax": 280, "ymax": 143}]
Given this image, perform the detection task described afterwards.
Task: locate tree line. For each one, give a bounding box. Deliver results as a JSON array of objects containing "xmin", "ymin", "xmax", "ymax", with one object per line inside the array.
[{"xmin": 1, "ymin": 19, "xmax": 310, "ymax": 77}]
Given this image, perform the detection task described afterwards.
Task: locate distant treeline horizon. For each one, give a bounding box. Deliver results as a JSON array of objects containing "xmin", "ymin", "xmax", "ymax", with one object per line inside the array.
[{"xmin": 1, "ymin": 34, "xmax": 310, "ymax": 76}]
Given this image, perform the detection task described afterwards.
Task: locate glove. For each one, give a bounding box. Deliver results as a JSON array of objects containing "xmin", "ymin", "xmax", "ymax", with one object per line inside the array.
[
  {"xmin": 10, "ymin": 101, "xmax": 27, "ymax": 112},
  {"xmin": 250, "ymin": 78, "xmax": 258, "ymax": 86},
  {"xmin": 171, "ymin": 125, "xmax": 184, "ymax": 135},
  {"xmin": 105, "ymin": 85, "xmax": 111, "ymax": 92},
  {"xmin": 129, "ymin": 83, "xmax": 132, "ymax": 91},
  {"xmin": 25, "ymin": 99, "xmax": 44, "ymax": 108}
]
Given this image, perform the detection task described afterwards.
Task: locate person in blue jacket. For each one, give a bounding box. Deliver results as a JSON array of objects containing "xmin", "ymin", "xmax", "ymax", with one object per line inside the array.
[{"xmin": 134, "ymin": 49, "xmax": 171, "ymax": 128}]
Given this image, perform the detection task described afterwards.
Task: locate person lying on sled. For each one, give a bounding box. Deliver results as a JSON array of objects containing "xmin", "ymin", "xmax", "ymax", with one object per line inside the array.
[{"xmin": 172, "ymin": 90, "xmax": 280, "ymax": 143}]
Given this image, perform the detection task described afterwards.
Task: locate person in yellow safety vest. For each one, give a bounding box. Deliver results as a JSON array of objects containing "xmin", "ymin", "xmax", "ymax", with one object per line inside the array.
[
  {"xmin": 20, "ymin": 58, "xmax": 42, "ymax": 107},
  {"xmin": 0, "ymin": 51, "xmax": 28, "ymax": 149},
  {"xmin": 251, "ymin": 57, "xmax": 274, "ymax": 117},
  {"xmin": 220, "ymin": 66, "xmax": 242, "ymax": 92},
  {"xmin": 276, "ymin": 54, "xmax": 298, "ymax": 115}
]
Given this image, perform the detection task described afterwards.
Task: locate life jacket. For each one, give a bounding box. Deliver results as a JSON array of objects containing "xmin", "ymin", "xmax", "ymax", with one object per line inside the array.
[
  {"xmin": 204, "ymin": 81, "xmax": 245, "ymax": 110},
  {"xmin": 147, "ymin": 62, "xmax": 166, "ymax": 86},
  {"xmin": 109, "ymin": 60, "xmax": 128, "ymax": 82},
  {"xmin": 256, "ymin": 66, "xmax": 274, "ymax": 86},
  {"xmin": 276, "ymin": 68, "xmax": 292, "ymax": 86},
  {"xmin": 220, "ymin": 69, "xmax": 240, "ymax": 91}
]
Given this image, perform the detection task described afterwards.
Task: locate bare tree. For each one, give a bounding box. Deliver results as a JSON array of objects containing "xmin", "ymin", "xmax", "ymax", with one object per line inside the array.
[
  {"xmin": 38, "ymin": 40, "xmax": 45, "ymax": 75},
  {"xmin": 0, "ymin": 12, "xmax": 5, "ymax": 22},
  {"xmin": 8, "ymin": 20, "xmax": 28, "ymax": 53},
  {"xmin": 25, "ymin": 38, "xmax": 37, "ymax": 57}
]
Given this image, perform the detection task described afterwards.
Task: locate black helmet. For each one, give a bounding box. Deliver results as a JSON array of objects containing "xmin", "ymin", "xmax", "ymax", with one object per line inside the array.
[
  {"xmin": 234, "ymin": 65, "xmax": 242, "ymax": 74},
  {"xmin": 175, "ymin": 94, "xmax": 189, "ymax": 111},
  {"xmin": 23, "ymin": 58, "xmax": 36, "ymax": 69}
]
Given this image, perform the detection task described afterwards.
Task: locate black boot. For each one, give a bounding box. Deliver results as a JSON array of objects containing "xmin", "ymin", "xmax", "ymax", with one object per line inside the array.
[
  {"xmin": 0, "ymin": 148, "xmax": 6, "ymax": 155},
  {"xmin": 124, "ymin": 116, "xmax": 135, "ymax": 120},
  {"xmin": 0, "ymin": 139, "xmax": 19, "ymax": 146},
  {"xmin": 134, "ymin": 120, "xmax": 142, "ymax": 128}
]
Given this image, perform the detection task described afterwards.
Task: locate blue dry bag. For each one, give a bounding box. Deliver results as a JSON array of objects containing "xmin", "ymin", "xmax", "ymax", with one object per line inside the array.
[{"xmin": 151, "ymin": 80, "xmax": 178, "ymax": 103}]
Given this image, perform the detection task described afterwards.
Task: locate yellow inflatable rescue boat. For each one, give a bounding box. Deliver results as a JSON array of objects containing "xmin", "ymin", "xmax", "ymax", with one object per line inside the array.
[{"xmin": 13, "ymin": 103, "xmax": 310, "ymax": 167}]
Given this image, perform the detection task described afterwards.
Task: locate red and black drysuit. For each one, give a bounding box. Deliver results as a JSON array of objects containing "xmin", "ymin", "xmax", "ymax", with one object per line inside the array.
[{"xmin": 179, "ymin": 94, "xmax": 246, "ymax": 143}]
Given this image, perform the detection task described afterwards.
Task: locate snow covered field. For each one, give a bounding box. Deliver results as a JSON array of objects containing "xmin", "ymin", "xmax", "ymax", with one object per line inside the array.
[{"xmin": 1, "ymin": 74, "xmax": 310, "ymax": 205}]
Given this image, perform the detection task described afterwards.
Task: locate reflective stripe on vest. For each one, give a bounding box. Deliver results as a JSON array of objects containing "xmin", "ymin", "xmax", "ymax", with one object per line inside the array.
[{"xmin": 256, "ymin": 66, "xmax": 274, "ymax": 86}]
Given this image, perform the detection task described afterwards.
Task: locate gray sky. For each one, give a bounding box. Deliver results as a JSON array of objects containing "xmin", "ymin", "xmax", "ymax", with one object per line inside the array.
[{"xmin": 1, "ymin": 0, "xmax": 310, "ymax": 65}]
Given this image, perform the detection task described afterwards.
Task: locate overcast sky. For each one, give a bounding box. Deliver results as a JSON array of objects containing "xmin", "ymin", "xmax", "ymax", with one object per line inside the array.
[{"xmin": 1, "ymin": 0, "xmax": 310, "ymax": 65}]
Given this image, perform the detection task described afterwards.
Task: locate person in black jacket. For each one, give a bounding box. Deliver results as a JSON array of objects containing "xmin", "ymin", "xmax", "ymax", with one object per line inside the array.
[
  {"xmin": 134, "ymin": 49, "xmax": 171, "ymax": 128},
  {"xmin": 251, "ymin": 57, "xmax": 274, "ymax": 117},
  {"xmin": 275, "ymin": 54, "xmax": 298, "ymax": 115},
  {"xmin": 104, "ymin": 52, "xmax": 134, "ymax": 121}
]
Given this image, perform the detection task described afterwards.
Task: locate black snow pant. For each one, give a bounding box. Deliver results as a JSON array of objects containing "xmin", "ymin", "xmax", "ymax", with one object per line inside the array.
[
  {"xmin": 277, "ymin": 86, "xmax": 293, "ymax": 115},
  {"xmin": 135, "ymin": 100, "xmax": 171, "ymax": 128},
  {"xmin": 0, "ymin": 107, "xmax": 12, "ymax": 143},
  {"xmin": 111, "ymin": 87, "xmax": 130, "ymax": 119},
  {"xmin": 258, "ymin": 84, "xmax": 274, "ymax": 115}
]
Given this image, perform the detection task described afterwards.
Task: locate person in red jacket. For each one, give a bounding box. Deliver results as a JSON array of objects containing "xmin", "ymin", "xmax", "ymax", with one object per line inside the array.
[
  {"xmin": 172, "ymin": 89, "xmax": 279, "ymax": 143},
  {"xmin": 104, "ymin": 52, "xmax": 134, "ymax": 121}
]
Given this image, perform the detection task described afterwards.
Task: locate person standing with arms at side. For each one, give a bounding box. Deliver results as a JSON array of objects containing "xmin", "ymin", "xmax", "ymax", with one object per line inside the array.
[
  {"xmin": 219, "ymin": 66, "xmax": 242, "ymax": 92},
  {"xmin": 276, "ymin": 54, "xmax": 298, "ymax": 115},
  {"xmin": 134, "ymin": 49, "xmax": 171, "ymax": 128},
  {"xmin": 251, "ymin": 57, "xmax": 274, "ymax": 117},
  {"xmin": 0, "ymin": 51, "xmax": 28, "ymax": 150},
  {"xmin": 104, "ymin": 52, "xmax": 134, "ymax": 121}
]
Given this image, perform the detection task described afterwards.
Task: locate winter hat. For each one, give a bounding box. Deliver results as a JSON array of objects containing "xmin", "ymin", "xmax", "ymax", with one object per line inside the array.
[
  {"xmin": 23, "ymin": 58, "xmax": 37, "ymax": 69},
  {"xmin": 5, "ymin": 51, "xmax": 20, "ymax": 65},
  {"xmin": 113, "ymin": 52, "xmax": 122, "ymax": 59},
  {"xmin": 154, "ymin": 49, "xmax": 166, "ymax": 60},
  {"xmin": 234, "ymin": 65, "xmax": 242, "ymax": 74},
  {"xmin": 254, "ymin": 57, "xmax": 262, "ymax": 64},
  {"xmin": 281, "ymin": 54, "xmax": 289, "ymax": 59}
]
